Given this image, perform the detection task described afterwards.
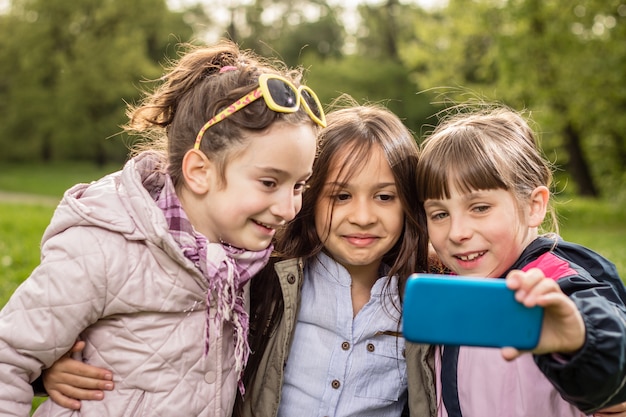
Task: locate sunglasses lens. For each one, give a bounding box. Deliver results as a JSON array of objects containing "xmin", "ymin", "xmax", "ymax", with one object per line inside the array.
[
  {"xmin": 300, "ymin": 89, "xmax": 323, "ymax": 118},
  {"xmin": 266, "ymin": 78, "xmax": 298, "ymax": 109}
]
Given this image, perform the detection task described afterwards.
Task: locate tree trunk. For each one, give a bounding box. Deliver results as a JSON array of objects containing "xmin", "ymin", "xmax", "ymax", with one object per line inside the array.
[{"xmin": 563, "ymin": 121, "xmax": 598, "ymax": 197}]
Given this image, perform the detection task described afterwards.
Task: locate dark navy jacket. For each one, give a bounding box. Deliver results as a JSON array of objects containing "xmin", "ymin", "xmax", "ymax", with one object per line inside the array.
[{"xmin": 511, "ymin": 236, "xmax": 626, "ymax": 414}]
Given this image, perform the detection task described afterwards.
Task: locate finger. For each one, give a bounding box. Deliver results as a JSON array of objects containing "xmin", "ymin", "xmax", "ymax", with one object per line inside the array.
[
  {"xmin": 535, "ymin": 291, "xmax": 570, "ymax": 309},
  {"xmin": 47, "ymin": 389, "xmax": 82, "ymax": 411},
  {"xmin": 68, "ymin": 340, "xmax": 86, "ymax": 354},
  {"xmin": 505, "ymin": 270, "xmax": 523, "ymax": 290},
  {"xmin": 595, "ymin": 402, "xmax": 626, "ymax": 415},
  {"xmin": 54, "ymin": 373, "xmax": 114, "ymax": 391},
  {"xmin": 50, "ymin": 384, "xmax": 105, "ymax": 401},
  {"xmin": 501, "ymin": 346, "xmax": 522, "ymax": 361},
  {"xmin": 521, "ymin": 278, "xmax": 561, "ymax": 307},
  {"xmin": 53, "ymin": 357, "xmax": 113, "ymax": 381},
  {"xmin": 507, "ymin": 269, "xmax": 545, "ymax": 301}
]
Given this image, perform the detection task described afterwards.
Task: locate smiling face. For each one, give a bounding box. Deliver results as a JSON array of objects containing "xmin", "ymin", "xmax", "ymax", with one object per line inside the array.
[
  {"xmin": 182, "ymin": 121, "xmax": 317, "ymax": 251},
  {"xmin": 424, "ymin": 184, "xmax": 539, "ymax": 278},
  {"xmin": 314, "ymin": 144, "xmax": 404, "ymax": 278}
]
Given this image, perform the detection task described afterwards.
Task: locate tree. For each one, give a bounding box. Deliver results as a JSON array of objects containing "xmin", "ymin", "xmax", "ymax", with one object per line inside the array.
[
  {"xmin": 219, "ymin": 0, "xmax": 344, "ymax": 67},
  {"xmin": 0, "ymin": 0, "xmax": 196, "ymax": 165},
  {"xmin": 401, "ymin": 0, "xmax": 626, "ymax": 198}
]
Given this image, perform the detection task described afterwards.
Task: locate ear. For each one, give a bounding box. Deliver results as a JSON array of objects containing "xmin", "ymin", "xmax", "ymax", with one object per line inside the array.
[
  {"xmin": 181, "ymin": 149, "xmax": 212, "ymax": 194},
  {"xmin": 527, "ymin": 186, "xmax": 549, "ymax": 227}
]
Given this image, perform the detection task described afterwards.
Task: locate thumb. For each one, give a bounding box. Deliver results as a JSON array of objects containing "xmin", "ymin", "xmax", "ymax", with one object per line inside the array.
[
  {"xmin": 501, "ymin": 346, "xmax": 522, "ymax": 361},
  {"xmin": 69, "ymin": 340, "xmax": 86, "ymax": 354}
]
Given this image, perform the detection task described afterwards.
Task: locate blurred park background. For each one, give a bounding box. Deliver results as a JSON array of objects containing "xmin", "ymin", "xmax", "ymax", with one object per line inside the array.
[
  {"xmin": 1, "ymin": 0, "xmax": 625, "ymax": 198},
  {"xmin": 0, "ymin": 0, "xmax": 624, "ymax": 411}
]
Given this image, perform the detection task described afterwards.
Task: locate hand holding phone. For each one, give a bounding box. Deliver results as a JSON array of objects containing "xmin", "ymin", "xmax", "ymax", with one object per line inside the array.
[{"xmin": 402, "ymin": 274, "xmax": 544, "ymax": 349}]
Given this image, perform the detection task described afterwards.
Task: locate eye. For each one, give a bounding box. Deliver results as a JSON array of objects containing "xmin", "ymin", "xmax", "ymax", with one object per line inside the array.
[
  {"xmin": 472, "ymin": 204, "xmax": 490, "ymax": 213},
  {"xmin": 375, "ymin": 193, "xmax": 396, "ymax": 202},
  {"xmin": 294, "ymin": 182, "xmax": 309, "ymax": 195},
  {"xmin": 260, "ymin": 179, "xmax": 277, "ymax": 189},
  {"xmin": 332, "ymin": 192, "xmax": 351, "ymax": 202},
  {"xmin": 429, "ymin": 211, "xmax": 448, "ymax": 221}
]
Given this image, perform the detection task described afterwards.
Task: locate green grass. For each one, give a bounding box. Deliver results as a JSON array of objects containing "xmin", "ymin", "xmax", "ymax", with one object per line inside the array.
[
  {"xmin": 554, "ymin": 197, "xmax": 626, "ymax": 277},
  {"xmin": 0, "ymin": 161, "xmax": 121, "ymax": 197},
  {"xmin": 0, "ymin": 204, "xmax": 55, "ymax": 306}
]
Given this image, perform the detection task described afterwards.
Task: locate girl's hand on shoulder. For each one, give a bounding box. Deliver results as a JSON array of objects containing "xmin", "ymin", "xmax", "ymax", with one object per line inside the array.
[
  {"xmin": 594, "ymin": 401, "xmax": 626, "ymax": 416},
  {"xmin": 43, "ymin": 340, "xmax": 114, "ymax": 410},
  {"xmin": 501, "ymin": 268, "xmax": 585, "ymax": 361}
]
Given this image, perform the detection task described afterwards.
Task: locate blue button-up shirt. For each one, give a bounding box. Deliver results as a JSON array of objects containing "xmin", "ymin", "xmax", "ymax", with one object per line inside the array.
[{"xmin": 278, "ymin": 252, "xmax": 408, "ymax": 417}]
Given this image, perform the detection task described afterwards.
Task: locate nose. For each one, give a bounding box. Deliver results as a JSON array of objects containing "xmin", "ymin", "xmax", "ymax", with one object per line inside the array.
[
  {"xmin": 347, "ymin": 198, "xmax": 376, "ymax": 226},
  {"xmin": 269, "ymin": 190, "xmax": 299, "ymax": 222},
  {"xmin": 448, "ymin": 214, "xmax": 472, "ymax": 243}
]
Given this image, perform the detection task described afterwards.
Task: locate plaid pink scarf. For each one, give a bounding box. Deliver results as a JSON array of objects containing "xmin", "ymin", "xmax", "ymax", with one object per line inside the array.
[{"xmin": 154, "ymin": 174, "xmax": 272, "ymax": 394}]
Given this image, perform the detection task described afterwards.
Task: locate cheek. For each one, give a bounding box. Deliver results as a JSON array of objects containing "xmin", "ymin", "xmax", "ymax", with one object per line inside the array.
[
  {"xmin": 426, "ymin": 222, "xmax": 446, "ymax": 246},
  {"xmin": 314, "ymin": 202, "xmax": 332, "ymax": 240},
  {"xmin": 294, "ymin": 196, "xmax": 303, "ymax": 216}
]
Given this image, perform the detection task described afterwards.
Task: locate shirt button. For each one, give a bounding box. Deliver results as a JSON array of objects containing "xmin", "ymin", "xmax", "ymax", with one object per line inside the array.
[
  {"xmin": 204, "ymin": 371, "xmax": 216, "ymax": 383},
  {"xmin": 331, "ymin": 379, "xmax": 341, "ymax": 389},
  {"xmin": 341, "ymin": 341, "xmax": 350, "ymax": 350},
  {"xmin": 367, "ymin": 343, "xmax": 375, "ymax": 352},
  {"xmin": 287, "ymin": 273, "xmax": 296, "ymax": 284}
]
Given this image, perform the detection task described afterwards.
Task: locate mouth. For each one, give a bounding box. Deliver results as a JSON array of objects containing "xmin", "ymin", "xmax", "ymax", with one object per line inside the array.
[
  {"xmin": 344, "ymin": 234, "xmax": 379, "ymax": 246},
  {"xmin": 455, "ymin": 251, "xmax": 486, "ymax": 262},
  {"xmin": 252, "ymin": 219, "xmax": 280, "ymax": 231}
]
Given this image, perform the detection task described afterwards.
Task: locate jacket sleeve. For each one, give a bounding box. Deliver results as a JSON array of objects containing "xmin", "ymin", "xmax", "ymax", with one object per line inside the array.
[
  {"xmin": 534, "ymin": 270, "xmax": 626, "ymax": 414},
  {"xmin": 405, "ymin": 342, "xmax": 437, "ymax": 417},
  {"xmin": 0, "ymin": 226, "xmax": 109, "ymax": 416}
]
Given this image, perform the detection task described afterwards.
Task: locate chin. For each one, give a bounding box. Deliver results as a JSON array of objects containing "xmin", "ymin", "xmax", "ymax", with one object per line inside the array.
[{"xmin": 243, "ymin": 239, "xmax": 272, "ymax": 252}]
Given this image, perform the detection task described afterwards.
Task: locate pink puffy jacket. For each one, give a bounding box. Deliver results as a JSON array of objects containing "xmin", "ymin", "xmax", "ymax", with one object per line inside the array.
[{"xmin": 0, "ymin": 153, "xmax": 238, "ymax": 417}]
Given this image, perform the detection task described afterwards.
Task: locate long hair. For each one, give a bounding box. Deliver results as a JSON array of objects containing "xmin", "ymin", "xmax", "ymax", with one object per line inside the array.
[
  {"xmin": 278, "ymin": 103, "xmax": 428, "ymax": 283},
  {"xmin": 239, "ymin": 102, "xmax": 429, "ymax": 404}
]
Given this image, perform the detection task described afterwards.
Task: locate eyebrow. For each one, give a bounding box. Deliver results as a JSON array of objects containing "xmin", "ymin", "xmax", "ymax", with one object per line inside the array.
[
  {"xmin": 257, "ymin": 166, "xmax": 312, "ymax": 178},
  {"xmin": 462, "ymin": 190, "xmax": 490, "ymax": 202},
  {"xmin": 325, "ymin": 181, "xmax": 397, "ymax": 188},
  {"xmin": 423, "ymin": 200, "xmax": 442, "ymax": 209}
]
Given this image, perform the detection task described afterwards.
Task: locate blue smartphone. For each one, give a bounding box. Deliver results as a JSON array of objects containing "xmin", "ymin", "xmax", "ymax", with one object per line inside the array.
[{"xmin": 402, "ymin": 274, "xmax": 544, "ymax": 349}]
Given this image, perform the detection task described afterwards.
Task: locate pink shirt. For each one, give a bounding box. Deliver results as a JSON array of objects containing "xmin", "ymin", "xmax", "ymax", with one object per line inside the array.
[{"xmin": 435, "ymin": 346, "xmax": 590, "ymax": 417}]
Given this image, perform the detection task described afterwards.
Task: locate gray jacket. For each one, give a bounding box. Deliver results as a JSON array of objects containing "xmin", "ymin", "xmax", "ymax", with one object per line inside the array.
[{"xmin": 237, "ymin": 258, "xmax": 437, "ymax": 417}]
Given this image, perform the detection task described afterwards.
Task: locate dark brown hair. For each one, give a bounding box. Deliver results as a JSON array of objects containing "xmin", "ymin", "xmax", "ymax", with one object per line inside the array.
[{"xmin": 239, "ymin": 102, "xmax": 429, "ymax": 405}]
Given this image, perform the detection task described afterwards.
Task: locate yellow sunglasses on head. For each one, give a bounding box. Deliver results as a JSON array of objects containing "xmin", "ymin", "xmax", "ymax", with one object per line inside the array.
[{"xmin": 194, "ymin": 73, "xmax": 327, "ymax": 150}]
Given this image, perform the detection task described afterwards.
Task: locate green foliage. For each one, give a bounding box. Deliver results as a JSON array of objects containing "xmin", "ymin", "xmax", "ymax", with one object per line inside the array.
[
  {"xmin": 0, "ymin": 0, "xmax": 625, "ymax": 198},
  {"xmin": 232, "ymin": 0, "xmax": 345, "ymax": 66},
  {"xmin": 0, "ymin": 0, "xmax": 196, "ymax": 166},
  {"xmin": 398, "ymin": 0, "xmax": 626, "ymax": 198},
  {"xmin": 303, "ymin": 54, "xmax": 434, "ymax": 138}
]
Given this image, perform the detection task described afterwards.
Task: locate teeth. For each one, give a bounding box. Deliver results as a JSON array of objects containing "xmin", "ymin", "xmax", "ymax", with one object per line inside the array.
[
  {"xmin": 459, "ymin": 252, "xmax": 483, "ymax": 261},
  {"xmin": 254, "ymin": 220, "xmax": 274, "ymax": 230}
]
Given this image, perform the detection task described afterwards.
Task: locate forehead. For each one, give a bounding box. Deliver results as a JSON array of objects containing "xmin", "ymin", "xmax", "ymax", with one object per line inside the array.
[
  {"xmin": 326, "ymin": 143, "xmax": 394, "ymax": 185},
  {"xmin": 234, "ymin": 122, "xmax": 317, "ymax": 175}
]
